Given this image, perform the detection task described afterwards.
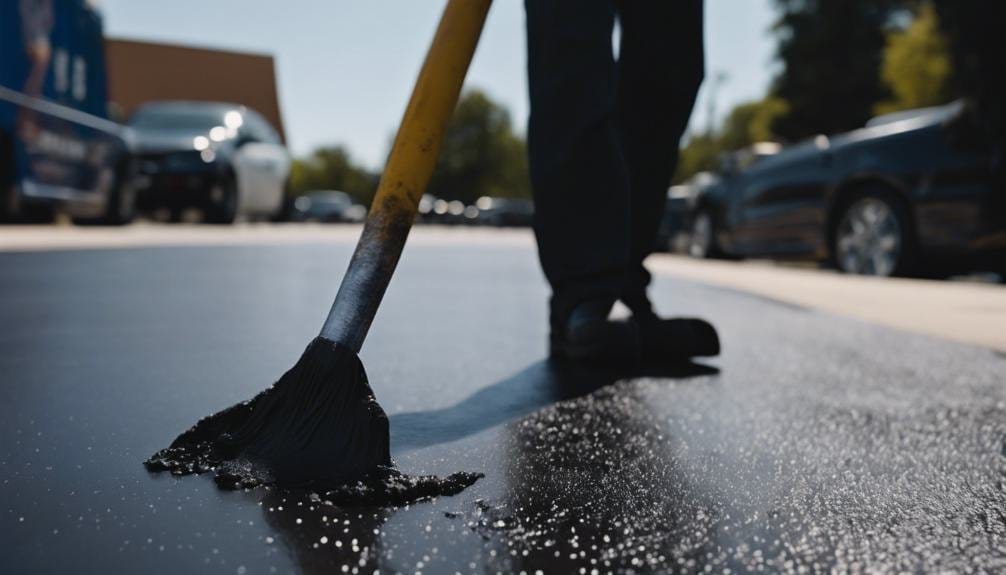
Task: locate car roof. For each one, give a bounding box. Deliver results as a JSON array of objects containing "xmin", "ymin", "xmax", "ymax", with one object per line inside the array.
[
  {"xmin": 134, "ymin": 101, "xmax": 245, "ymax": 115},
  {"xmin": 865, "ymin": 100, "xmax": 963, "ymax": 128},
  {"xmin": 757, "ymin": 102, "xmax": 963, "ymax": 170}
]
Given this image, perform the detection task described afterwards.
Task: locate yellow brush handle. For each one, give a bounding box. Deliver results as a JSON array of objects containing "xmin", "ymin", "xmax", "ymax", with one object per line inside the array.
[{"xmin": 321, "ymin": 0, "xmax": 494, "ymax": 350}]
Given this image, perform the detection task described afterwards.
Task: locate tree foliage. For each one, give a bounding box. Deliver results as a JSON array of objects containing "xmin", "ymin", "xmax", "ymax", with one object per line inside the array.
[
  {"xmin": 287, "ymin": 1, "xmax": 1006, "ymax": 208},
  {"xmin": 875, "ymin": 3, "xmax": 953, "ymax": 115},
  {"xmin": 718, "ymin": 97, "xmax": 790, "ymax": 151},
  {"xmin": 670, "ymin": 0, "xmax": 1005, "ymax": 184},
  {"xmin": 289, "ymin": 146, "xmax": 376, "ymax": 205},
  {"xmin": 931, "ymin": 0, "xmax": 1006, "ymax": 141},
  {"xmin": 426, "ymin": 89, "xmax": 530, "ymax": 204},
  {"xmin": 289, "ymin": 89, "xmax": 530, "ymax": 208},
  {"xmin": 675, "ymin": 133, "xmax": 722, "ymax": 184},
  {"xmin": 675, "ymin": 97, "xmax": 788, "ymax": 183},
  {"xmin": 769, "ymin": 0, "xmax": 909, "ymax": 141}
]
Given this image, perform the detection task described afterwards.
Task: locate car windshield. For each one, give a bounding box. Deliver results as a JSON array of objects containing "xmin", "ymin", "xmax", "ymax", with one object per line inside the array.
[
  {"xmin": 130, "ymin": 108, "xmax": 228, "ymax": 130},
  {"xmin": 311, "ymin": 194, "xmax": 351, "ymax": 206}
]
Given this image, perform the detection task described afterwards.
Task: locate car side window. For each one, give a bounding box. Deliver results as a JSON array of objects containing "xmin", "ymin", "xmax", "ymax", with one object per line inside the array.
[
  {"xmin": 260, "ymin": 119, "xmax": 281, "ymax": 145},
  {"xmin": 237, "ymin": 116, "xmax": 263, "ymax": 145},
  {"xmin": 245, "ymin": 111, "xmax": 280, "ymax": 145}
]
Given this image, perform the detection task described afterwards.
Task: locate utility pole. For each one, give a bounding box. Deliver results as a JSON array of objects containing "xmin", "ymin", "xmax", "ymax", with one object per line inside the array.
[{"xmin": 705, "ymin": 71, "xmax": 729, "ymax": 136}]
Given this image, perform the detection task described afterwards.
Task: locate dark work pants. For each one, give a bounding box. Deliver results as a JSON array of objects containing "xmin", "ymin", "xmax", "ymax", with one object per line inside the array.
[{"xmin": 525, "ymin": 0, "xmax": 704, "ymax": 329}]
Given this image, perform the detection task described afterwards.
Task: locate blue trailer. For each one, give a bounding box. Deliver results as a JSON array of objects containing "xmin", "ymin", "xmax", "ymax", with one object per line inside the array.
[{"xmin": 1, "ymin": 0, "xmax": 133, "ymax": 224}]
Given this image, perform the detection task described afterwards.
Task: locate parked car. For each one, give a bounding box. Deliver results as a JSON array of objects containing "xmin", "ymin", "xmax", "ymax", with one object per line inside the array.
[
  {"xmin": 685, "ymin": 102, "xmax": 1005, "ymax": 277},
  {"xmin": 291, "ymin": 190, "xmax": 366, "ymax": 223},
  {"xmin": 473, "ymin": 196, "xmax": 534, "ymax": 227},
  {"xmin": 417, "ymin": 194, "xmax": 437, "ymax": 223},
  {"xmin": 1, "ymin": 0, "xmax": 134, "ymax": 225},
  {"xmin": 425, "ymin": 197, "xmax": 467, "ymax": 225},
  {"xmin": 657, "ymin": 172, "xmax": 720, "ymax": 252},
  {"xmin": 128, "ymin": 101, "xmax": 290, "ymax": 223}
]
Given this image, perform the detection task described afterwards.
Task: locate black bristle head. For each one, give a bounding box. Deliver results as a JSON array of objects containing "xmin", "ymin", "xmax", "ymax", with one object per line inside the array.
[{"xmin": 145, "ymin": 338, "xmax": 482, "ymax": 505}]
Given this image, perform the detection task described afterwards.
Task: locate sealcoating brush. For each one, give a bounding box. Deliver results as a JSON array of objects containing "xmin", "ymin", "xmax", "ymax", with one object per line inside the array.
[{"xmin": 146, "ymin": 0, "xmax": 493, "ymax": 499}]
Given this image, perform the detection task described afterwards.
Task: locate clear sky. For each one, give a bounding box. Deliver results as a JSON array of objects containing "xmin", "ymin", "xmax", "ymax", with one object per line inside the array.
[{"xmin": 98, "ymin": 0, "xmax": 777, "ymax": 169}]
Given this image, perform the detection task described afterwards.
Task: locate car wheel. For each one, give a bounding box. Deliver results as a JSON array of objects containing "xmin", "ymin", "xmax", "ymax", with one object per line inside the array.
[
  {"xmin": 104, "ymin": 186, "xmax": 136, "ymax": 225},
  {"xmin": 205, "ymin": 175, "xmax": 238, "ymax": 225},
  {"xmin": 75, "ymin": 173, "xmax": 136, "ymax": 226},
  {"xmin": 0, "ymin": 129, "xmax": 15, "ymax": 222},
  {"xmin": 270, "ymin": 179, "xmax": 293, "ymax": 223},
  {"xmin": 107, "ymin": 177, "xmax": 137, "ymax": 225},
  {"xmin": 688, "ymin": 211, "xmax": 717, "ymax": 258},
  {"xmin": 832, "ymin": 190, "xmax": 914, "ymax": 277},
  {"xmin": 20, "ymin": 202, "xmax": 55, "ymax": 224}
]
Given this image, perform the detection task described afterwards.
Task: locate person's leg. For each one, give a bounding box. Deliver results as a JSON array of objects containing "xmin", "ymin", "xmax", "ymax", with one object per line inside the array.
[
  {"xmin": 615, "ymin": 0, "xmax": 704, "ymax": 317},
  {"xmin": 525, "ymin": 0, "xmax": 629, "ymax": 332}
]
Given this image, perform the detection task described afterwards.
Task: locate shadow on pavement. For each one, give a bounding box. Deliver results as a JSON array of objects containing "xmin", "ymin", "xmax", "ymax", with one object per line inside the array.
[
  {"xmin": 259, "ymin": 359, "xmax": 719, "ymax": 574},
  {"xmin": 390, "ymin": 358, "xmax": 719, "ymax": 453}
]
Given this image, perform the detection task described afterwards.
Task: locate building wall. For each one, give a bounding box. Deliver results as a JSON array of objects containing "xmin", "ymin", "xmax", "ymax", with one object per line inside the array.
[{"xmin": 104, "ymin": 38, "xmax": 286, "ymax": 142}]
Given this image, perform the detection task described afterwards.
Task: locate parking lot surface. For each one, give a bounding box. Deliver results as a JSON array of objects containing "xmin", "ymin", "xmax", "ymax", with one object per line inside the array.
[{"xmin": 2, "ymin": 230, "xmax": 1005, "ymax": 573}]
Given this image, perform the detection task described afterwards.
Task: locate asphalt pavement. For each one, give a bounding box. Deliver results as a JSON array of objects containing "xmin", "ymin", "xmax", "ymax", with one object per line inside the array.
[{"xmin": 1, "ymin": 228, "xmax": 1005, "ymax": 573}]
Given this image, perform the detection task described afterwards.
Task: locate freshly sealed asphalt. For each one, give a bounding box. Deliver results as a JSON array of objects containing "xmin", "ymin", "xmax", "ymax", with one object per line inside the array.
[{"xmin": 1, "ymin": 237, "xmax": 1005, "ymax": 574}]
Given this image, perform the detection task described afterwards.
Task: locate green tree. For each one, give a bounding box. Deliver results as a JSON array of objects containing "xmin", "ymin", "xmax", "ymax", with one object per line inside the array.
[
  {"xmin": 289, "ymin": 145, "xmax": 376, "ymax": 205},
  {"xmin": 426, "ymin": 89, "xmax": 530, "ymax": 203},
  {"xmin": 675, "ymin": 133, "xmax": 722, "ymax": 184},
  {"xmin": 932, "ymin": 0, "xmax": 1006, "ymax": 143},
  {"xmin": 674, "ymin": 97, "xmax": 787, "ymax": 183},
  {"xmin": 718, "ymin": 97, "xmax": 789, "ymax": 151},
  {"xmin": 875, "ymin": 3, "xmax": 953, "ymax": 114},
  {"xmin": 769, "ymin": 0, "xmax": 909, "ymax": 140}
]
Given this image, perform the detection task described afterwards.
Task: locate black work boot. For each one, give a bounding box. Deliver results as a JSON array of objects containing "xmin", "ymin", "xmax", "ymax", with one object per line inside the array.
[
  {"xmin": 549, "ymin": 298, "xmax": 641, "ymax": 365},
  {"xmin": 622, "ymin": 291, "xmax": 720, "ymax": 363},
  {"xmin": 635, "ymin": 313, "xmax": 720, "ymax": 363}
]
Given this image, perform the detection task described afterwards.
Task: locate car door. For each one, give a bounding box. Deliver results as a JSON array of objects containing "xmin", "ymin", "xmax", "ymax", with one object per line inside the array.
[
  {"xmin": 732, "ymin": 142, "xmax": 832, "ymax": 257},
  {"xmin": 231, "ymin": 135, "xmax": 268, "ymax": 213},
  {"xmin": 248, "ymin": 113, "xmax": 289, "ymax": 215},
  {"xmin": 231, "ymin": 112, "xmax": 287, "ymax": 215}
]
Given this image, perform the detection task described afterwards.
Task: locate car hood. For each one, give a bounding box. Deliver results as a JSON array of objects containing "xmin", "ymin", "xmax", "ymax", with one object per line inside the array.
[{"xmin": 130, "ymin": 128, "xmax": 225, "ymax": 154}]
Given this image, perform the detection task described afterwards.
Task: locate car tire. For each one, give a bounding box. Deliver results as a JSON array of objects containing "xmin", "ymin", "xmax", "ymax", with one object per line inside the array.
[
  {"xmin": 73, "ymin": 168, "xmax": 136, "ymax": 226},
  {"xmin": 830, "ymin": 188, "xmax": 915, "ymax": 277},
  {"xmin": 0, "ymin": 131, "xmax": 54, "ymax": 223},
  {"xmin": 688, "ymin": 210, "xmax": 720, "ymax": 259},
  {"xmin": 104, "ymin": 179, "xmax": 137, "ymax": 226},
  {"xmin": 19, "ymin": 202, "xmax": 55, "ymax": 224},
  {"xmin": 0, "ymin": 129, "xmax": 15, "ymax": 222},
  {"xmin": 204, "ymin": 174, "xmax": 238, "ymax": 225},
  {"xmin": 270, "ymin": 179, "xmax": 293, "ymax": 223}
]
